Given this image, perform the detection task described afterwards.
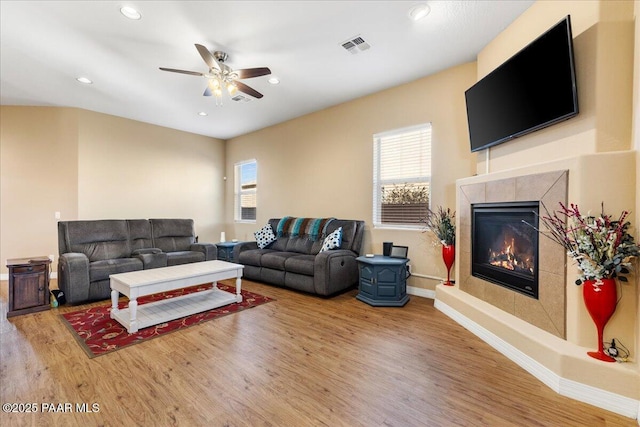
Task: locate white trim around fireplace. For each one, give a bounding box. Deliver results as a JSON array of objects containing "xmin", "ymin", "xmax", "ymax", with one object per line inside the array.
[{"xmin": 435, "ymin": 298, "xmax": 639, "ymax": 420}]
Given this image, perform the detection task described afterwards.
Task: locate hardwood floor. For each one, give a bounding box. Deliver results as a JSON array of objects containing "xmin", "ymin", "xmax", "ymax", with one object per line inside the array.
[{"xmin": 0, "ymin": 279, "xmax": 636, "ymax": 426}]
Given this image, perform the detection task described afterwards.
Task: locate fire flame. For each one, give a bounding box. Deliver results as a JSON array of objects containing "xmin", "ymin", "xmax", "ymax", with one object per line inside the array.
[{"xmin": 488, "ymin": 238, "xmax": 534, "ymax": 274}]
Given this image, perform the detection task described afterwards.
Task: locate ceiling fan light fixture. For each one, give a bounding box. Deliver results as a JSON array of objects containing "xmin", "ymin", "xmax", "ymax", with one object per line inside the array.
[
  {"xmin": 408, "ymin": 3, "xmax": 430, "ymax": 21},
  {"xmin": 120, "ymin": 6, "xmax": 141, "ymax": 20},
  {"xmin": 160, "ymin": 44, "xmax": 270, "ymax": 103},
  {"xmin": 208, "ymin": 78, "xmax": 221, "ymax": 90}
]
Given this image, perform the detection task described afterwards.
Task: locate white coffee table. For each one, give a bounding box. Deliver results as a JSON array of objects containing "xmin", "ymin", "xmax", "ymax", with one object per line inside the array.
[{"xmin": 110, "ymin": 260, "xmax": 243, "ymax": 333}]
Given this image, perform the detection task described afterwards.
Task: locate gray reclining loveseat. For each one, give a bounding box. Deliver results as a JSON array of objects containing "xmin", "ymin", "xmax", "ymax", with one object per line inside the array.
[
  {"xmin": 57, "ymin": 218, "xmax": 216, "ymax": 304},
  {"xmin": 234, "ymin": 217, "xmax": 365, "ymax": 296}
]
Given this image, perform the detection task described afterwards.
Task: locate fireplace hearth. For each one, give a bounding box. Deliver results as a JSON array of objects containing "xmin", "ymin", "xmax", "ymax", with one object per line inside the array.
[{"xmin": 471, "ymin": 202, "xmax": 539, "ymax": 298}]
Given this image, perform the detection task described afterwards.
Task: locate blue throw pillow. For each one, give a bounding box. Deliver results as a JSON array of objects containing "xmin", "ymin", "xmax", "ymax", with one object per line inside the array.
[
  {"xmin": 254, "ymin": 224, "xmax": 276, "ymax": 249},
  {"xmin": 320, "ymin": 227, "xmax": 342, "ymax": 252}
]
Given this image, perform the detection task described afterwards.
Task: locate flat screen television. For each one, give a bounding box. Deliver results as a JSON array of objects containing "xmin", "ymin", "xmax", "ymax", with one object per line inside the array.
[{"xmin": 465, "ymin": 15, "xmax": 578, "ymax": 152}]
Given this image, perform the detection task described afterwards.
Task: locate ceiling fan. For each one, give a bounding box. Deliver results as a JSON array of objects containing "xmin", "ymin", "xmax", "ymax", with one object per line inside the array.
[{"xmin": 160, "ymin": 44, "xmax": 271, "ymax": 101}]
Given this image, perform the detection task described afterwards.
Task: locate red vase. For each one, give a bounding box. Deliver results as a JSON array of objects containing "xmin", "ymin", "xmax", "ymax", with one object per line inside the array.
[
  {"xmin": 442, "ymin": 244, "xmax": 455, "ymax": 286},
  {"xmin": 582, "ymin": 278, "xmax": 617, "ymax": 362}
]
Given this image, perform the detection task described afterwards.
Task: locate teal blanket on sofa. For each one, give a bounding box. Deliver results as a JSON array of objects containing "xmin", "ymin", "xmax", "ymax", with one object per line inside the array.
[{"xmin": 276, "ymin": 217, "xmax": 334, "ymax": 241}]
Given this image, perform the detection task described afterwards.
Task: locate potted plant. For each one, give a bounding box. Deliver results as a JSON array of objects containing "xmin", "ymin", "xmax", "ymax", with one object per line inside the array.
[
  {"xmin": 422, "ymin": 206, "xmax": 456, "ymax": 286},
  {"xmin": 534, "ymin": 202, "xmax": 640, "ymax": 362}
]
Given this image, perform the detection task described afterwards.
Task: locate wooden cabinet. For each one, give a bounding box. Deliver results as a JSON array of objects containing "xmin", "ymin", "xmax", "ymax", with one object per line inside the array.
[
  {"xmin": 7, "ymin": 257, "xmax": 51, "ymax": 317},
  {"xmin": 356, "ymin": 255, "xmax": 410, "ymax": 307}
]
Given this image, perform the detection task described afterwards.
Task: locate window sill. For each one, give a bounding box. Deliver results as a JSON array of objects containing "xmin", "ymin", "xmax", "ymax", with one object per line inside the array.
[{"xmin": 373, "ymin": 224, "xmax": 423, "ymax": 231}]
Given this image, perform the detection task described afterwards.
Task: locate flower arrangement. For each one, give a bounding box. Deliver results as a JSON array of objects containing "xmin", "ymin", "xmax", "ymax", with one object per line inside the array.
[
  {"xmin": 422, "ymin": 206, "xmax": 455, "ymax": 245},
  {"xmin": 535, "ymin": 202, "xmax": 640, "ymax": 285}
]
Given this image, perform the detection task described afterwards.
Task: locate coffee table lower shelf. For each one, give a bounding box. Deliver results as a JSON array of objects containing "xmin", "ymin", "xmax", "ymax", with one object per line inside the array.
[
  {"xmin": 109, "ymin": 260, "xmax": 244, "ymax": 334},
  {"xmin": 111, "ymin": 287, "xmax": 239, "ymax": 333}
]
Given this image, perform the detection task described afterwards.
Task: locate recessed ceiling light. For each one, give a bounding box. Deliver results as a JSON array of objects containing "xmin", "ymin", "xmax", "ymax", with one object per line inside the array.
[
  {"xmin": 120, "ymin": 6, "xmax": 141, "ymax": 20},
  {"xmin": 76, "ymin": 77, "xmax": 93, "ymax": 84},
  {"xmin": 408, "ymin": 3, "xmax": 430, "ymax": 21},
  {"xmin": 198, "ymin": 111, "xmax": 208, "ymax": 116},
  {"xmin": 268, "ymin": 77, "xmax": 280, "ymax": 85}
]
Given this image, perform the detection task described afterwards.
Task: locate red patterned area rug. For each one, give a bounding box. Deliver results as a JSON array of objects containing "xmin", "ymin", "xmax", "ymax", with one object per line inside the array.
[{"xmin": 60, "ymin": 283, "xmax": 273, "ymax": 358}]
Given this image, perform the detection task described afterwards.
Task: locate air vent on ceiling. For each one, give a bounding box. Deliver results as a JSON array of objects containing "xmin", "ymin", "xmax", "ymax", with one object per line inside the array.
[
  {"xmin": 231, "ymin": 94, "xmax": 252, "ymax": 102},
  {"xmin": 341, "ymin": 35, "xmax": 370, "ymax": 55}
]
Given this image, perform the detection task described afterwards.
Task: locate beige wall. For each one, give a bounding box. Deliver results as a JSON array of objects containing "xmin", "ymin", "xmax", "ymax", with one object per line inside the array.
[
  {"xmin": 0, "ymin": 107, "xmax": 225, "ymax": 275},
  {"xmin": 225, "ymin": 62, "xmax": 477, "ymax": 291},
  {"xmin": 0, "ymin": 107, "xmax": 79, "ymax": 272}
]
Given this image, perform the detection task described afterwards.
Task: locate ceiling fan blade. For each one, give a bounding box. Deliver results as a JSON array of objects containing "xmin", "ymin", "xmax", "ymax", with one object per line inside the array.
[
  {"xmin": 236, "ymin": 67, "xmax": 271, "ymax": 79},
  {"xmin": 203, "ymin": 86, "xmax": 212, "ymax": 96},
  {"xmin": 159, "ymin": 67, "xmax": 203, "ymax": 77},
  {"xmin": 195, "ymin": 44, "xmax": 220, "ymax": 71},
  {"xmin": 235, "ymin": 81, "xmax": 263, "ymax": 99}
]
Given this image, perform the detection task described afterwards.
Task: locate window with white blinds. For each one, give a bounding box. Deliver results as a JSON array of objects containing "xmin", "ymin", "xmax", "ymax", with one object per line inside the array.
[
  {"xmin": 373, "ymin": 123, "xmax": 432, "ymax": 228},
  {"xmin": 234, "ymin": 159, "xmax": 257, "ymax": 222}
]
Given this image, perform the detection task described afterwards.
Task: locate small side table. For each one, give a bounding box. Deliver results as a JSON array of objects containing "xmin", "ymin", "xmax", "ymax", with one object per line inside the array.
[
  {"xmin": 356, "ymin": 255, "xmax": 410, "ymax": 307},
  {"xmin": 216, "ymin": 241, "xmax": 244, "ymax": 262},
  {"xmin": 6, "ymin": 256, "xmax": 52, "ymax": 317}
]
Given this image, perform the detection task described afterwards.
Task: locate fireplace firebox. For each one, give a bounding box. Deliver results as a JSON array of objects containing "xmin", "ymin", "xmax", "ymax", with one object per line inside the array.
[{"xmin": 471, "ymin": 202, "xmax": 539, "ymax": 298}]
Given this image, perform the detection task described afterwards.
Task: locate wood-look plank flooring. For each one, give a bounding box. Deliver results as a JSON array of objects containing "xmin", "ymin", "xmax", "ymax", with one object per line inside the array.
[{"xmin": 0, "ymin": 279, "xmax": 636, "ymax": 427}]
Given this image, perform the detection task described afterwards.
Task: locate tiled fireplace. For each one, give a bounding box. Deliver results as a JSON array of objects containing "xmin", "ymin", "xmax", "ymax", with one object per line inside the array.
[{"xmin": 458, "ymin": 170, "xmax": 568, "ymax": 338}]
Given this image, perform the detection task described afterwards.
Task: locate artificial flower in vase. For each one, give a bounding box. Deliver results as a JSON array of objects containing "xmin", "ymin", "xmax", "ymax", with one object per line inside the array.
[
  {"xmin": 423, "ymin": 206, "xmax": 456, "ymax": 286},
  {"xmin": 534, "ymin": 202, "xmax": 639, "ymax": 362}
]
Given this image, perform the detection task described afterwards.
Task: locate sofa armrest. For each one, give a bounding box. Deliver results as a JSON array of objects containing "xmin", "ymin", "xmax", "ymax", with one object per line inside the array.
[
  {"xmin": 57, "ymin": 253, "xmax": 90, "ymax": 305},
  {"xmin": 134, "ymin": 251, "xmax": 168, "ymax": 269},
  {"xmin": 233, "ymin": 241, "xmax": 258, "ymax": 263},
  {"xmin": 313, "ymin": 250, "xmax": 359, "ymax": 296},
  {"xmin": 191, "ymin": 243, "xmax": 217, "ymax": 261},
  {"xmin": 132, "ymin": 248, "xmax": 162, "ymax": 255}
]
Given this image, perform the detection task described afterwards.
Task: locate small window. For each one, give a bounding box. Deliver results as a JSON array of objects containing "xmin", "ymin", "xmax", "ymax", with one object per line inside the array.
[
  {"xmin": 234, "ymin": 160, "xmax": 257, "ymax": 222},
  {"xmin": 373, "ymin": 123, "xmax": 432, "ymax": 228}
]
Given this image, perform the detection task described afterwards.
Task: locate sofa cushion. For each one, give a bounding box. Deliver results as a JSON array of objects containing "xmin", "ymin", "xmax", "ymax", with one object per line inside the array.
[
  {"xmin": 128, "ymin": 219, "xmax": 154, "ymax": 251},
  {"xmin": 150, "ymin": 219, "xmax": 196, "ymax": 252},
  {"xmin": 66, "ymin": 220, "xmax": 131, "ymax": 262},
  {"xmin": 284, "ymin": 255, "xmax": 315, "ymax": 276},
  {"xmin": 285, "ymin": 236, "xmax": 314, "ymax": 254},
  {"xmin": 238, "ymin": 249, "xmax": 276, "ymax": 267},
  {"xmin": 261, "ymin": 252, "xmax": 300, "ymax": 271},
  {"xmin": 320, "ymin": 227, "xmax": 343, "ymax": 252},
  {"xmin": 166, "ymin": 251, "xmax": 205, "ymax": 266},
  {"xmin": 254, "ymin": 223, "xmax": 276, "ymax": 249},
  {"xmin": 270, "ymin": 237, "xmax": 289, "ymax": 251},
  {"xmin": 310, "ymin": 239, "xmax": 324, "ymax": 255},
  {"xmin": 89, "ymin": 258, "xmax": 143, "ymax": 282}
]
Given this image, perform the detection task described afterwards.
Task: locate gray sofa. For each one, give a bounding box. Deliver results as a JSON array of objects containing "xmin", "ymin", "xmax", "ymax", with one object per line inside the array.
[
  {"xmin": 57, "ymin": 219, "xmax": 216, "ymax": 304},
  {"xmin": 234, "ymin": 218, "xmax": 365, "ymax": 296}
]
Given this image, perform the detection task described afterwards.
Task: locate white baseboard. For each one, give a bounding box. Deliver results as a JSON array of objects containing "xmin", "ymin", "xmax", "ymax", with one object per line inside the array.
[
  {"xmin": 434, "ymin": 299, "xmax": 639, "ymax": 420},
  {"xmin": 407, "ymin": 285, "xmax": 435, "ymax": 299}
]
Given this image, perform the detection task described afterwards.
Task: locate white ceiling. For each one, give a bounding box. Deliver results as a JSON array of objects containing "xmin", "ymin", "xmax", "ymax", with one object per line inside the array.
[{"xmin": 0, "ymin": 1, "xmax": 534, "ymax": 140}]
